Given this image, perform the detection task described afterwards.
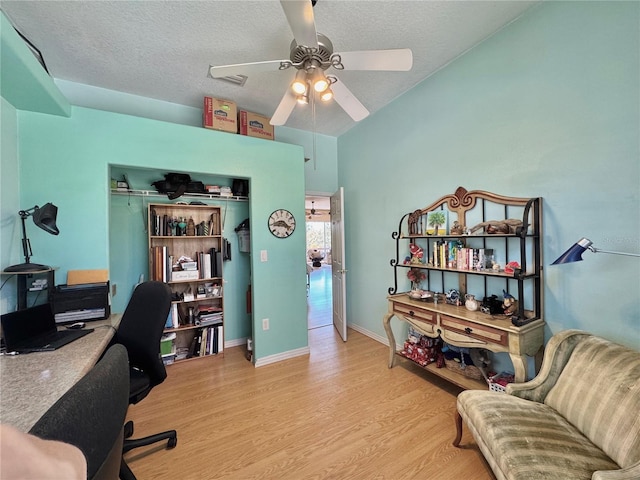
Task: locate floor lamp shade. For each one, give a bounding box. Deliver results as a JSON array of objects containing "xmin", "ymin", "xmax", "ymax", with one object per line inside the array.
[
  {"xmin": 552, "ymin": 237, "xmax": 640, "ymax": 265},
  {"xmin": 551, "ymin": 238, "xmax": 592, "ymax": 264}
]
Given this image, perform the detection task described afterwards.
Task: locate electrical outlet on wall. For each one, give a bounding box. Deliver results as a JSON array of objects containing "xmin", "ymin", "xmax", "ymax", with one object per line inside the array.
[{"xmin": 262, "ymin": 318, "xmax": 269, "ymax": 330}]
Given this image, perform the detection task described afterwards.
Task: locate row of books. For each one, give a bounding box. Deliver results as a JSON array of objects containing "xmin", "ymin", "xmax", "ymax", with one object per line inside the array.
[
  {"xmin": 166, "ymin": 304, "xmax": 222, "ymax": 329},
  {"xmin": 150, "ymin": 210, "xmax": 221, "ymax": 236},
  {"xmin": 189, "ymin": 324, "xmax": 223, "ymax": 357},
  {"xmin": 430, "ymin": 241, "xmax": 494, "ymax": 271},
  {"xmin": 150, "ymin": 246, "xmax": 224, "ymax": 282},
  {"xmin": 195, "ymin": 306, "xmax": 223, "ymax": 326}
]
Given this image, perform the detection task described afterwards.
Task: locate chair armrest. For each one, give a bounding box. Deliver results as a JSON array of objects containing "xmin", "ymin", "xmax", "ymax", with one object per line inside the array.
[
  {"xmin": 592, "ymin": 461, "xmax": 640, "ymax": 480},
  {"xmin": 506, "ymin": 330, "xmax": 590, "ymax": 403}
]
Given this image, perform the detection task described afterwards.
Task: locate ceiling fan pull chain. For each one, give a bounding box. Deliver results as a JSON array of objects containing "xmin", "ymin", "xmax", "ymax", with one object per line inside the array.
[{"xmin": 312, "ymin": 93, "xmax": 317, "ymax": 171}]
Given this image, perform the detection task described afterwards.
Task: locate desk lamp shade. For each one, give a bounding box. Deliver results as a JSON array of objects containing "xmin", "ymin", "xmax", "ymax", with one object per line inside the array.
[
  {"xmin": 552, "ymin": 237, "xmax": 640, "ymax": 265},
  {"xmin": 32, "ymin": 203, "xmax": 59, "ymax": 235},
  {"xmin": 4, "ymin": 203, "xmax": 59, "ymax": 273}
]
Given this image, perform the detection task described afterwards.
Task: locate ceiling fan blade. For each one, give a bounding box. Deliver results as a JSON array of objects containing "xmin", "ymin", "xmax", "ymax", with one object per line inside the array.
[
  {"xmin": 270, "ymin": 89, "xmax": 297, "ymax": 126},
  {"xmin": 334, "ymin": 49, "xmax": 413, "ymax": 71},
  {"xmin": 208, "ymin": 60, "xmax": 286, "ymax": 78},
  {"xmin": 280, "ymin": 0, "xmax": 318, "ymax": 49},
  {"xmin": 331, "ymin": 78, "xmax": 369, "ymax": 122}
]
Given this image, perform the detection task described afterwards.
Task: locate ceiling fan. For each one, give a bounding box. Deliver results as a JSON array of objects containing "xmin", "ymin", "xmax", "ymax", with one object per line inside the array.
[
  {"xmin": 307, "ymin": 200, "xmax": 318, "ymax": 219},
  {"xmin": 208, "ymin": 0, "xmax": 413, "ymax": 127}
]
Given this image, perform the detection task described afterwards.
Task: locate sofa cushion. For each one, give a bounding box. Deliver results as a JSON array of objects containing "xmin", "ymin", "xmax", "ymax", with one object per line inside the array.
[
  {"xmin": 544, "ymin": 336, "xmax": 640, "ymax": 468},
  {"xmin": 457, "ymin": 390, "xmax": 619, "ymax": 479}
]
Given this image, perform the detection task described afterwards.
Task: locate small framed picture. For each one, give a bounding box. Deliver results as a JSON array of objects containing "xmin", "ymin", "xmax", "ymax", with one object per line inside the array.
[{"xmin": 425, "ymin": 210, "xmax": 448, "ymax": 235}]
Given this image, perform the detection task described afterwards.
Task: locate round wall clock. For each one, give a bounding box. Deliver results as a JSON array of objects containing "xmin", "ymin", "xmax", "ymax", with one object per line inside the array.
[{"xmin": 268, "ymin": 209, "xmax": 296, "ymax": 238}]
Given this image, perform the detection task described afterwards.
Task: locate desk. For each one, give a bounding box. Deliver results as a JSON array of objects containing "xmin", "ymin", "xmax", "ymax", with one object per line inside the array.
[{"xmin": 0, "ymin": 315, "xmax": 121, "ymax": 431}]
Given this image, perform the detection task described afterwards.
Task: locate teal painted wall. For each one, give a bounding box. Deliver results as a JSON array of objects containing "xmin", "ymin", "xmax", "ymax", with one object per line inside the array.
[
  {"xmin": 338, "ymin": 1, "xmax": 640, "ymax": 372},
  {"xmin": 55, "ymin": 79, "xmax": 339, "ymax": 195},
  {"xmin": 0, "ymin": 97, "xmax": 19, "ymax": 312},
  {"xmin": 276, "ymin": 126, "xmax": 338, "ymax": 194},
  {"xmin": 15, "ymin": 106, "xmax": 308, "ymax": 361}
]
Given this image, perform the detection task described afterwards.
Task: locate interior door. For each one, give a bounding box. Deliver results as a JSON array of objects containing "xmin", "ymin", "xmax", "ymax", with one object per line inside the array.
[{"xmin": 330, "ymin": 187, "xmax": 347, "ymax": 341}]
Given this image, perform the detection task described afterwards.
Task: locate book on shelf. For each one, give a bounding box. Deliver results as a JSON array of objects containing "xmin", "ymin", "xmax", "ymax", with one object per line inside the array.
[
  {"xmin": 171, "ymin": 303, "xmax": 179, "ymax": 328},
  {"xmin": 203, "ymin": 253, "xmax": 211, "ymax": 279},
  {"xmin": 217, "ymin": 325, "xmax": 223, "ymax": 353}
]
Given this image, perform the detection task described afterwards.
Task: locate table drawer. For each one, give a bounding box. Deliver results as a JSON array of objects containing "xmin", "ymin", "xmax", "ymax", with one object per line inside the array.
[
  {"xmin": 440, "ymin": 315, "xmax": 508, "ymax": 346},
  {"xmin": 394, "ymin": 304, "xmax": 436, "ymax": 326}
]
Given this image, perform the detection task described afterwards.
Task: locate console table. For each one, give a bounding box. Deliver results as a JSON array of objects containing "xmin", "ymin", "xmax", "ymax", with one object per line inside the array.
[{"xmin": 383, "ymin": 294, "xmax": 544, "ymax": 389}]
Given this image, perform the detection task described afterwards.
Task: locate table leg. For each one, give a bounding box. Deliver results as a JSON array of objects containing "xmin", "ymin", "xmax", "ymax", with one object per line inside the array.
[
  {"xmin": 382, "ymin": 312, "xmax": 396, "ymax": 368},
  {"xmin": 509, "ymin": 353, "xmax": 528, "ymax": 383}
]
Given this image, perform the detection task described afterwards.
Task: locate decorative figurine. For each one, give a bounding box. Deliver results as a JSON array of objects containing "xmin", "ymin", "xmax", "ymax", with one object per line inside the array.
[
  {"xmin": 445, "ymin": 289, "xmax": 462, "ymax": 306},
  {"xmin": 504, "ymin": 261, "xmax": 521, "ymax": 275},
  {"xmin": 469, "ymin": 218, "xmax": 523, "ymax": 235},
  {"xmin": 502, "ymin": 290, "xmax": 519, "ymax": 315},
  {"xmin": 186, "ymin": 217, "xmax": 196, "ymax": 236},
  {"xmin": 409, "ymin": 243, "xmax": 424, "ymax": 264},
  {"xmin": 450, "ymin": 221, "xmax": 464, "ymax": 235},
  {"xmin": 407, "ymin": 210, "xmax": 423, "ymax": 236}
]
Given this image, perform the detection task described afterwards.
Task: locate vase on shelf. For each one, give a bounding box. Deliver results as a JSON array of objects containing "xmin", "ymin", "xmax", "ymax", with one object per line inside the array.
[{"xmin": 465, "ymin": 294, "xmax": 479, "ymax": 311}]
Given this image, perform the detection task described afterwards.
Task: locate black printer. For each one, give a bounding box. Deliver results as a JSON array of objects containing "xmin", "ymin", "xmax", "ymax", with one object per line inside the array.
[{"xmin": 51, "ymin": 282, "xmax": 110, "ymax": 324}]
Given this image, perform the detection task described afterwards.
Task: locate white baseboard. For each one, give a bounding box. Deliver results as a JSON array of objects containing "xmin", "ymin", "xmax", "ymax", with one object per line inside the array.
[
  {"xmin": 254, "ymin": 346, "xmax": 311, "ymax": 367},
  {"xmin": 349, "ymin": 323, "xmax": 402, "ymax": 350},
  {"xmin": 225, "ymin": 337, "xmax": 247, "ymax": 349}
]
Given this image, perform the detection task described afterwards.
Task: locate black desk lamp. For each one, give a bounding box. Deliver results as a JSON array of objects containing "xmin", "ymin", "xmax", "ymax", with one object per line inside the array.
[
  {"xmin": 4, "ymin": 203, "xmax": 59, "ymax": 273},
  {"xmin": 551, "ymin": 237, "xmax": 640, "ymax": 264}
]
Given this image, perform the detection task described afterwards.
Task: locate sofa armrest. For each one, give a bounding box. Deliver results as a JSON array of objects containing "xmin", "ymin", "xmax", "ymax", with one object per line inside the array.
[
  {"xmin": 506, "ymin": 330, "xmax": 590, "ymax": 403},
  {"xmin": 592, "ymin": 461, "xmax": 640, "ymax": 480}
]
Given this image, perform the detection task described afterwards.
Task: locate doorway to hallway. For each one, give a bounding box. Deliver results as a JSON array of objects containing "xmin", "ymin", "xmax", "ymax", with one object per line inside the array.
[
  {"xmin": 307, "ymin": 264, "xmax": 332, "ymax": 329},
  {"xmin": 306, "ymin": 195, "xmax": 332, "ymax": 330}
]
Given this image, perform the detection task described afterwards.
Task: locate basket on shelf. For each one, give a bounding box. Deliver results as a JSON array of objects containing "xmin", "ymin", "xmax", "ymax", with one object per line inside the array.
[
  {"xmin": 444, "ymin": 359, "xmax": 484, "ymax": 380},
  {"xmin": 488, "ymin": 371, "xmax": 515, "ymax": 393}
]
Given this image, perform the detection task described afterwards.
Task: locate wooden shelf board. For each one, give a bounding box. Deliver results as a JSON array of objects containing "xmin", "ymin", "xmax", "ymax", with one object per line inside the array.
[
  {"xmin": 396, "ymin": 353, "xmax": 487, "ymax": 390},
  {"xmin": 167, "ymin": 352, "xmax": 224, "ymax": 365}
]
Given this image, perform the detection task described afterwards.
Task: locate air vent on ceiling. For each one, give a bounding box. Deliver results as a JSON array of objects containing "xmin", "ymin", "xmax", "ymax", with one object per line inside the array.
[{"xmin": 214, "ymin": 74, "xmax": 248, "ymax": 87}]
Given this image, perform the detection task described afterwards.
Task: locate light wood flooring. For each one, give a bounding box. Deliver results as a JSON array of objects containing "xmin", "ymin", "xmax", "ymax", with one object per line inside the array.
[
  {"xmin": 125, "ymin": 326, "xmax": 495, "ymax": 479},
  {"xmin": 307, "ymin": 265, "xmax": 332, "ymax": 330}
]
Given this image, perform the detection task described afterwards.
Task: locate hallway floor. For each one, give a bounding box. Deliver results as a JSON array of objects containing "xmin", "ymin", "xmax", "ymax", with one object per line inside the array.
[{"xmin": 307, "ymin": 264, "xmax": 332, "ymax": 329}]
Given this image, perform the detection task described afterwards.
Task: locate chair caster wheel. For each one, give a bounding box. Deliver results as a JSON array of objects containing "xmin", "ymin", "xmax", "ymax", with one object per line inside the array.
[{"xmin": 124, "ymin": 421, "xmax": 134, "ymax": 439}]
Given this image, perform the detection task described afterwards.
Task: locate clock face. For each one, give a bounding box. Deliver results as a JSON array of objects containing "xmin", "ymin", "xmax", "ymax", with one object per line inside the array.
[{"xmin": 268, "ymin": 209, "xmax": 296, "ymax": 238}]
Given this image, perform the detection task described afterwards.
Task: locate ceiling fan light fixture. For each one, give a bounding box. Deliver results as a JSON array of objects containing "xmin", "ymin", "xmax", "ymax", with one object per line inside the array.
[
  {"xmin": 310, "ymin": 70, "xmax": 329, "ymax": 93},
  {"xmin": 291, "ymin": 70, "xmax": 308, "ymax": 95},
  {"xmin": 320, "ymin": 88, "xmax": 333, "ymax": 102},
  {"xmin": 297, "ymin": 90, "xmax": 309, "ymax": 105},
  {"xmin": 313, "ymin": 76, "xmax": 329, "ymax": 93}
]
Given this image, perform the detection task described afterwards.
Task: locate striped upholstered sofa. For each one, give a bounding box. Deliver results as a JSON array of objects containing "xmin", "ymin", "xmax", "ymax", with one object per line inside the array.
[{"xmin": 453, "ymin": 330, "xmax": 640, "ymax": 480}]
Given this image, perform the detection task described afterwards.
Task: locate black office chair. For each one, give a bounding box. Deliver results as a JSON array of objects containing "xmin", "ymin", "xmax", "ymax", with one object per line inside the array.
[
  {"xmin": 29, "ymin": 344, "xmax": 130, "ymax": 480},
  {"xmin": 112, "ymin": 281, "xmax": 177, "ymax": 480}
]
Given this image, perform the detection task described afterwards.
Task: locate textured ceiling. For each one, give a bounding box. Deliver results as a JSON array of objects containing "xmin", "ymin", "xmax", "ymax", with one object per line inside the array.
[{"xmin": 1, "ymin": 1, "xmax": 538, "ymax": 137}]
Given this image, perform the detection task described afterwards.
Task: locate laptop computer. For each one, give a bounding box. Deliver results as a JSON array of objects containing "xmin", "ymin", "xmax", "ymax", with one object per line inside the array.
[{"xmin": 1, "ymin": 303, "xmax": 94, "ymax": 353}]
